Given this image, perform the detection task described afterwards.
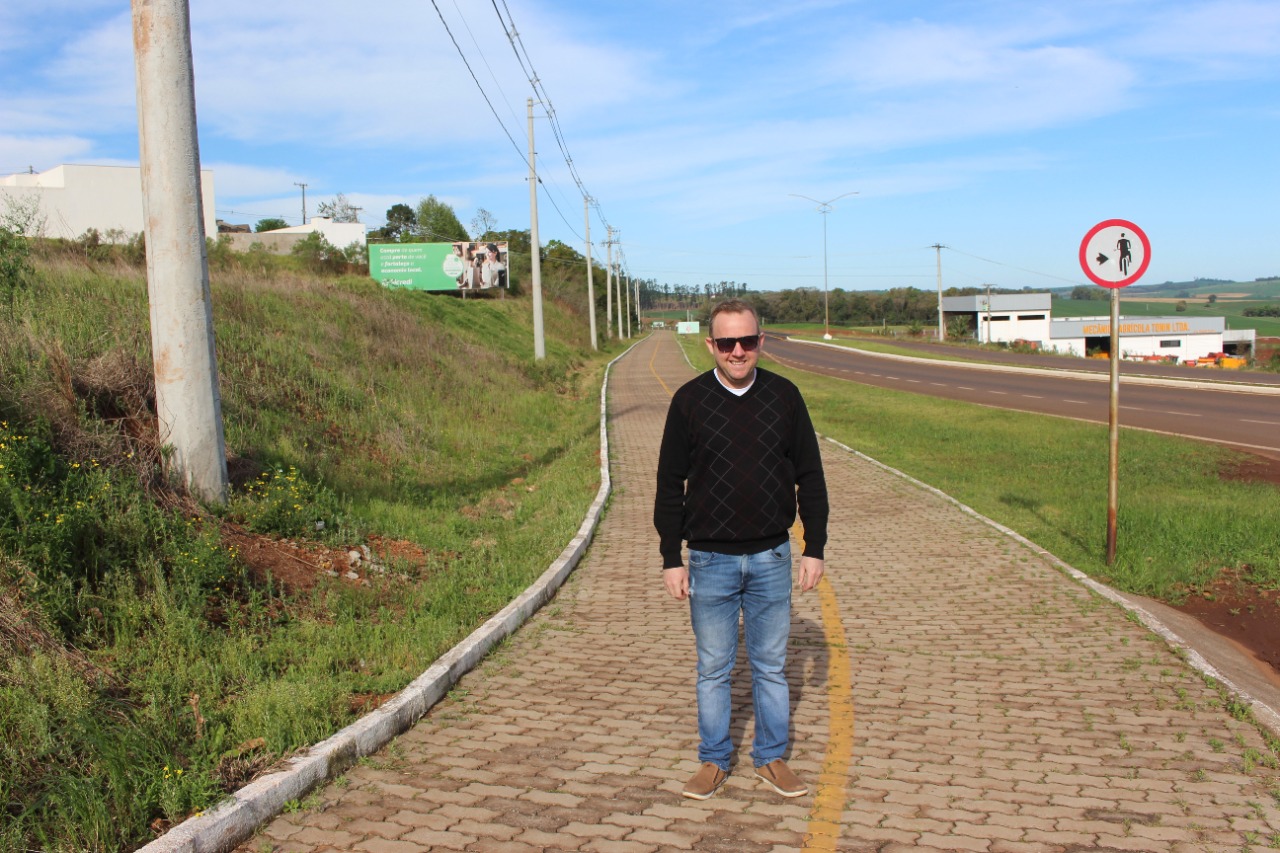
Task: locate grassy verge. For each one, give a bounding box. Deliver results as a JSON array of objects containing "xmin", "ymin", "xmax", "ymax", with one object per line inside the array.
[
  {"xmin": 0, "ymin": 255, "xmax": 610, "ymax": 852},
  {"xmin": 678, "ymin": 336, "xmax": 1280, "ymax": 597}
]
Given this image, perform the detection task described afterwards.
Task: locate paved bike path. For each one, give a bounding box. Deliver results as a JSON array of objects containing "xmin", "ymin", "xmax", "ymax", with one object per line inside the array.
[{"xmin": 241, "ymin": 333, "xmax": 1280, "ymax": 853}]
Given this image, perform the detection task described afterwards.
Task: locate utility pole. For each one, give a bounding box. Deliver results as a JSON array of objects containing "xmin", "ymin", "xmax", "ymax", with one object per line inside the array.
[
  {"xmin": 624, "ymin": 266, "xmax": 632, "ymax": 338},
  {"xmin": 527, "ymin": 98, "xmax": 545, "ymax": 360},
  {"xmin": 605, "ymin": 227, "xmax": 614, "ymax": 339},
  {"xmin": 131, "ymin": 0, "xmax": 228, "ymax": 503},
  {"xmin": 615, "ymin": 257, "xmax": 623, "ymax": 340},
  {"xmin": 932, "ymin": 243, "xmax": 945, "ymax": 340},
  {"xmin": 791, "ymin": 192, "xmax": 857, "ymax": 340},
  {"xmin": 294, "ymin": 182, "xmax": 308, "ymax": 225},
  {"xmin": 984, "ymin": 284, "xmax": 993, "ymax": 344},
  {"xmin": 584, "ymin": 197, "xmax": 597, "ymax": 350}
]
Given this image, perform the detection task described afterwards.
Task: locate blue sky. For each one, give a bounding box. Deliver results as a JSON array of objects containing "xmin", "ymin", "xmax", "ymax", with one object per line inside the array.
[{"xmin": 2, "ymin": 0, "xmax": 1278, "ymax": 292}]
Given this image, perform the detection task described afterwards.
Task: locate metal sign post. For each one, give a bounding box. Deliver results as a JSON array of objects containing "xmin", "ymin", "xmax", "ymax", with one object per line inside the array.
[{"xmin": 1078, "ymin": 219, "xmax": 1151, "ymax": 565}]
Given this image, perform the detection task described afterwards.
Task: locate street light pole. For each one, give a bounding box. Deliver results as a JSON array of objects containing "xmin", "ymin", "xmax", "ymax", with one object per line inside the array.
[{"xmin": 790, "ymin": 192, "xmax": 857, "ymax": 340}]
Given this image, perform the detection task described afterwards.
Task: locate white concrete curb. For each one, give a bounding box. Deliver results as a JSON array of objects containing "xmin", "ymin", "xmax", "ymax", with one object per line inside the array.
[
  {"xmin": 822, "ymin": 435, "xmax": 1280, "ymax": 742},
  {"xmin": 138, "ymin": 342, "xmax": 641, "ymax": 853},
  {"xmin": 795, "ymin": 337, "xmax": 1280, "ymax": 395}
]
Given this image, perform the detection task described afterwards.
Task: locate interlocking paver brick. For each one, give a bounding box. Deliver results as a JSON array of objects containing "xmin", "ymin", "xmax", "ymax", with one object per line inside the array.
[{"xmin": 235, "ymin": 334, "xmax": 1280, "ymax": 853}]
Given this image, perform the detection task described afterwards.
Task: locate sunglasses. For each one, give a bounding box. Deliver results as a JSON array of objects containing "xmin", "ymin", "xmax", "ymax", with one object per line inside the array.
[{"xmin": 712, "ymin": 334, "xmax": 762, "ymax": 354}]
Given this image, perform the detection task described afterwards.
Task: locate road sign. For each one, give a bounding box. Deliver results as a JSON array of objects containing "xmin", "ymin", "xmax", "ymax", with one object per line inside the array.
[{"xmin": 1079, "ymin": 219, "xmax": 1150, "ymax": 288}]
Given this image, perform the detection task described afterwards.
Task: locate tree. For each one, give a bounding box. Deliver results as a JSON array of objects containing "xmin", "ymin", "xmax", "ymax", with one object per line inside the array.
[
  {"xmin": 317, "ymin": 192, "xmax": 361, "ymax": 223},
  {"xmin": 416, "ymin": 195, "xmax": 468, "ymax": 242},
  {"xmin": 255, "ymin": 217, "xmax": 287, "ymax": 232},
  {"xmin": 1207, "ymin": 293, "xmax": 1218, "ymax": 304},
  {"xmin": 377, "ymin": 203, "xmax": 418, "ymax": 242},
  {"xmin": 471, "ymin": 207, "xmax": 497, "ymax": 240}
]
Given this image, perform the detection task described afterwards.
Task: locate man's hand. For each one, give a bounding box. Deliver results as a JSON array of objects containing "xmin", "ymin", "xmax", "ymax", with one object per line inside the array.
[
  {"xmin": 798, "ymin": 556, "xmax": 824, "ymax": 592},
  {"xmin": 663, "ymin": 566, "xmax": 689, "ymax": 600}
]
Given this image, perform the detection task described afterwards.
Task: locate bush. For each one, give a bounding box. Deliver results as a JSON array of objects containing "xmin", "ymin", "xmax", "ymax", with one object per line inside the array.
[{"xmin": 0, "ymin": 228, "xmax": 32, "ymax": 304}]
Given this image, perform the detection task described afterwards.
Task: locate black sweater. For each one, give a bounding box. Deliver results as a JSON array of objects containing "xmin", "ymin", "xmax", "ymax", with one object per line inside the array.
[{"xmin": 654, "ymin": 367, "xmax": 829, "ymax": 569}]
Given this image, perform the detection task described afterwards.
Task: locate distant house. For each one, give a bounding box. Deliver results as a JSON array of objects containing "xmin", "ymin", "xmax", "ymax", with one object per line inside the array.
[
  {"xmin": 0, "ymin": 164, "xmax": 217, "ymax": 240},
  {"xmin": 942, "ymin": 293, "xmax": 1051, "ymax": 345}
]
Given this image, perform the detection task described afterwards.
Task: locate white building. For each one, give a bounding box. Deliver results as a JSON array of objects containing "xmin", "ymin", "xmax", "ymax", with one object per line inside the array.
[
  {"xmin": 941, "ymin": 293, "xmax": 1051, "ymax": 345},
  {"xmin": 1047, "ymin": 316, "xmax": 1247, "ymax": 363},
  {"xmin": 0, "ymin": 164, "xmax": 217, "ymax": 240},
  {"xmin": 942, "ymin": 292, "xmax": 1246, "ymax": 363},
  {"xmin": 224, "ymin": 217, "xmax": 367, "ymax": 255}
]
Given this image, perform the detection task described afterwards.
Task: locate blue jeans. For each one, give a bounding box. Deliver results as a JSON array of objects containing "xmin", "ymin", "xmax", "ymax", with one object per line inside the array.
[{"xmin": 687, "ymin": 542, "xmax": 792, "ymax": 771}]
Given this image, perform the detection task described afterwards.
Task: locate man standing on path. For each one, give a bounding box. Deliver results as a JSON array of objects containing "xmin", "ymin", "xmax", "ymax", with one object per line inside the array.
[{"xmin": 654, "ymin": 299, "xmax": 829, "ymax": 801}]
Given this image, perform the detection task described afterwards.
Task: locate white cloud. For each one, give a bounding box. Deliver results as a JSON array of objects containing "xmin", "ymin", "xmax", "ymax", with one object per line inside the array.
[
  {"xmin": 0, "ymin": 135, "xmax": 96, "ymax": 174},
  {"xmin": 181, "ymin": 0, "xmax": 653, "ymax": 149},
  {"xmin": 203, "ymin": 163, "xmax": 308, "ymax": 200},
  {"xmin": 1128, "ymin": 0, "xmax": 1280, "ymax": 62}
]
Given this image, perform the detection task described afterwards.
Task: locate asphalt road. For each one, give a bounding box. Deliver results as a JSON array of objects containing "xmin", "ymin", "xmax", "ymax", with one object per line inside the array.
[{"xmin": 763, "ymin": 335, "xmax": 1280, "ymax": 460}]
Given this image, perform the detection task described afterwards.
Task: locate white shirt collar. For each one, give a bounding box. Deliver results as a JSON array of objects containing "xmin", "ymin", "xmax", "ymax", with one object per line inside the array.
[{"xmin": 713, "ymin": 367, "xmax": 756, "ymax": 396}]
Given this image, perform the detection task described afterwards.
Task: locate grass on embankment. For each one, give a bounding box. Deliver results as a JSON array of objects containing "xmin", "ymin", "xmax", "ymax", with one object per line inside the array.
[
  {"xmin": 678, "ymin": 335, "xmax": 1280, "ymax": 597},
  {"xmin": 0, "ymin": 255, "xmax": 611, "ymax": 852}
]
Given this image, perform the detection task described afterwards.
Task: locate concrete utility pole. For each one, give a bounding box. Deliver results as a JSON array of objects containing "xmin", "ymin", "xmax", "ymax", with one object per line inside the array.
[
  {"xmin": 615, "ymin": 258, "xmax": 623, "ymax": 340},
  {"xmin": 611, "ymin": 232, "xmax": 623, "ymax": 340},
  {"xmin": 932, "ymin": 243, "xmax": 945, "ymax": 340},
  {"xmin": 132, "ymin": 0, "xmax": 228, "ymax": 503},
  {"xmin": 605, "ymin": 227, "xmax": 614, "ymax": 339},
  {"xmin": 983, "ymin": 284, "xmax": 993, "ymax": 344},
  {"xmin": 583, "ymin": 197, "xmax": 597, "ymax": 350},
  {"xmin": 624, "ymin": 267, "xmax": 631, "ymax": 338},
  {"xmin": 294, "ymin": 182, "xmax": 308, "ymax": 225},
  {"xmin": 527, "ymin": 99, "xmax": 545, "ymax": 360}
]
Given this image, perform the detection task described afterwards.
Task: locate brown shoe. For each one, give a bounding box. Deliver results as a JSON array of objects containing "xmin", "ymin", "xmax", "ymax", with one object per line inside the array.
[
  {"xmin": 755, "ymin": 759, "xmax": 808, "ymax": 797},
  {"xmin": 682, "ymin": 762, "xmax": 728, "ymax": 800}
]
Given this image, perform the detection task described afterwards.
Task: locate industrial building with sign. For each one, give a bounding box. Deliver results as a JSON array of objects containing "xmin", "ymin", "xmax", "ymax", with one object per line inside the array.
[{"xmin": 941, "ymin": 293, "xmax": 1255, "ymax": 364}]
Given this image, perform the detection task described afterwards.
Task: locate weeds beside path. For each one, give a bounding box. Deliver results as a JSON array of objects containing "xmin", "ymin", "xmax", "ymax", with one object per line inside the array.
[{"xmin": 0, "ymin": 255, "xmax": 614, "ymax": 852}]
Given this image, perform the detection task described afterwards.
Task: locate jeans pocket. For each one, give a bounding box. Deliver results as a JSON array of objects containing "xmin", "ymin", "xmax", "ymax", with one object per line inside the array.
[
  {"xmin": 688, "ymin": 549, "xmax": 713, "ymax": 569},
  {"xmin": 768, "ymin": 542, "xmax": 791, "ymax": 562}
]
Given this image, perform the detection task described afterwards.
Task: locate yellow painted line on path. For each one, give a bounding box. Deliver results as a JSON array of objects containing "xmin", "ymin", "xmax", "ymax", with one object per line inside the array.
[
  {"xmin": 649, "ymin": 336, "xmax": 675, "ymax": 397},
  {"xmin": 794, "ymin": 526, "xmax": 856, "ymax": 852}
]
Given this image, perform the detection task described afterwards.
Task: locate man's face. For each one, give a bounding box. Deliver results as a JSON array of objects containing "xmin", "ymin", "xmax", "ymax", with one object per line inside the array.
[{"xmin": 705, "ymin": 310, "xmax": 762, "ymax": 389}]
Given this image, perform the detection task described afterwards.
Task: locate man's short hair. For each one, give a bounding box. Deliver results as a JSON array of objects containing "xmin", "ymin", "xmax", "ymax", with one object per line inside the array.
[{"xmin": 708, "ymin": 299, "xmax": 759, "ymax": 335}]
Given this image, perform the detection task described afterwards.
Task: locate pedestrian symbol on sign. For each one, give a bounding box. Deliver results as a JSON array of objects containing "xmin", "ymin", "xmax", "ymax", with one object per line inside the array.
[{"xmin": 1117, "ymin": 233, "xmax": 1132, "ymax": 276}]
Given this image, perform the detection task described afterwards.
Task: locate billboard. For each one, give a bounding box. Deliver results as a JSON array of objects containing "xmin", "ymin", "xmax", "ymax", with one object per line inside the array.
[
  {"xmin": 676, "ymin": 321, "xmax": 701, "ymax": 335},
  {"xmin": 370, "ymin": 241, "xmax": 508, "ymax": 292}
]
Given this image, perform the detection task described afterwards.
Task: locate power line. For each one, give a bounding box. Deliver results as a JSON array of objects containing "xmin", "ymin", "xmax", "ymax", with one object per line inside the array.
[
  {"xmin": 490, "ymin": 0, "xmax": 612, "ymax": 236},
  {"xmin": 944, "ymin": 245, "xmax": 1084, "ymax": 285},
  {"xmin": 428, "ymin": 0, "xmax": 527, "ymax": 167},
  {"xmin": 426, "ymin": 1, "xmax": 588, "ymax": 244}
]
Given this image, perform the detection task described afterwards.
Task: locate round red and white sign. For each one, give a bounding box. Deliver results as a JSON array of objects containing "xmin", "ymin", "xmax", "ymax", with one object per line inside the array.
[{"xmin": 1078, "ymin": 219, "xmax": 1150, "ymax": 288}]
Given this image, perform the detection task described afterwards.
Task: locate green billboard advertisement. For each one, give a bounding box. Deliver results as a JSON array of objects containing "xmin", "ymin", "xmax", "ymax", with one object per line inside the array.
[{"xmin": 370, "ymin": 242, "xmax": 508, "ymax": 292}]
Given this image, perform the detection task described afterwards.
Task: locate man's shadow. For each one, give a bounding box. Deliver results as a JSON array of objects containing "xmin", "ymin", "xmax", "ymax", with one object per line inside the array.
[{"xmin": 725, "ymin": 610, "xmax": 830, "ymax": 769}]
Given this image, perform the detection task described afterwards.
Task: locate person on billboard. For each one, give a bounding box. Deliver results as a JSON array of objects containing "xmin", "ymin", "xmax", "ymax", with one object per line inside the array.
[
  {"xmin": 481, "ymin": 244, "xmax": 504, "ymax": 289},
  {"xmin": 452, "ymin": 243, "xmax": 470, "ymax": 289},
  {"xmin": 653, "ymin": 298, "xmax": 829, "ymax": 801}
]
